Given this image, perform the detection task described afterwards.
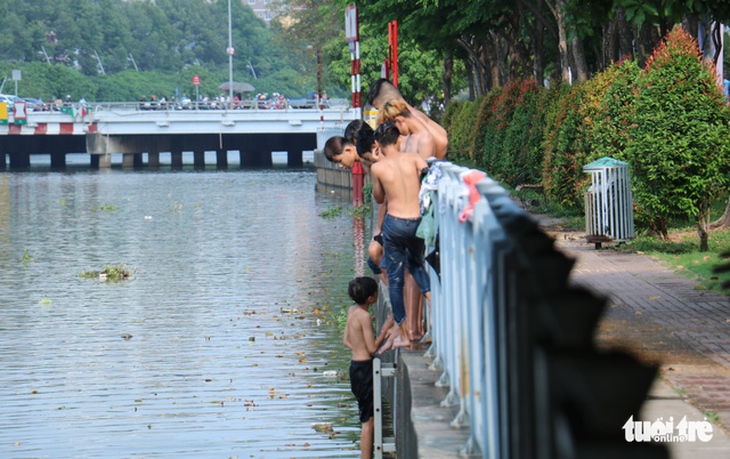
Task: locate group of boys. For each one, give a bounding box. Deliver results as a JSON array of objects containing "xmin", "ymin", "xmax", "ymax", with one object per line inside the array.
[{"xmin": 325, "ymin": 79, "xmax": 448, "ymax": 457}]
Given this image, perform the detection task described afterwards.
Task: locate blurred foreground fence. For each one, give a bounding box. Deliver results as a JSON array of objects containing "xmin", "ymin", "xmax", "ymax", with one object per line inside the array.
[{"xmin": 376, "ymin": 161, "xmax": 667, "ymax": 458}]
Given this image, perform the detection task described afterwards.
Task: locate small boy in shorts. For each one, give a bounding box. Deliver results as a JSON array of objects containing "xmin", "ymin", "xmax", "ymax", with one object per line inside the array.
[{"xmin": 343, "ymin": 277, "xmax": 393, "ymax": 458}]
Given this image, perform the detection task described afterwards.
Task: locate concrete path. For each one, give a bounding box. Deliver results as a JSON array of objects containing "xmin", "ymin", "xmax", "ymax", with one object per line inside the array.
[{"xmin": 555, "ymin": 236, "xmax": 730, "ymax": 457}]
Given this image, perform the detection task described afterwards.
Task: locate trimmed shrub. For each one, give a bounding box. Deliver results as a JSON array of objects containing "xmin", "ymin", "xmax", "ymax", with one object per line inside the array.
[
  {"xmin": 591, "ymin": 58, "xmax": 642, "ymax": 163},
  {"xmin": 501, "ymin": 81, "xmax": 547, "ymax": 186},
  {"xmin": 475, "ymin": 80, "xmax": 530, "ymax": 178},
  {"xmin": 441, "ymin": 100, "xmax": 463, "ymax": 134},
  {"xmin": 447, "ymin": 99, "xmax": 482, "ymax": 162},
  {"xmin": 541, "ymin": 83, "xmax": 586, "ymax": 211},
  {"xmin": 469, "ymin": 87, "xmax": 502, "ymax": 173},
  {"xmin": 627, "ymin": 25, "xmax": 730, "ymax": 249}
]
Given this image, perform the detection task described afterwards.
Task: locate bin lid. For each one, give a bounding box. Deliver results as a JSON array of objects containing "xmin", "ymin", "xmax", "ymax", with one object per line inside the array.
[{"xmin": 583, "ymin": 156, "xmax": 628, "ymax": 171}]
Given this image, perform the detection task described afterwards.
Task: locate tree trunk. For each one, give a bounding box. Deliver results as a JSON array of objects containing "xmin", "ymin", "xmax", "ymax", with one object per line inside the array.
[
  {"xmin": 636, "ymin": 23, "xmax": 660, "ymax": 67},
  {"xmin": 546, "ymin": 0, "xmax": 571, "ymax": 83},
  {"xmin": 570, "ymin": 36, "xmax": 589, "ymax": 82},
  {"xmin": 456, "ymin": 36, "xmax": 490, "ymax": 96},
  {"xmin": 483, "ymin": 35, "xmax": 501, "ymax": 91},
  {"xmin": 710, "ymin": 197, "xmax": 730, "ymax": 229},
  {"xmin": 604, "ymin": 15, "xmax": 619, "ymax": 67},
  {"xmin": 467, "ymin": 60, "xmax": 475, "ymax": 101},
  {"xmin": 532, "ymin": 0, "xmax": 546, "ymax": 85},
  {"xmin": 616, "ymin": 9, "xmax": 633, "ymax": 60},
  {"xmin": 698, "ymin": 220, "xmax": 709, "ymax": 252},
  {"xmin": 443, "ymin": 51, "xmax": 453, "ymax": 107}
]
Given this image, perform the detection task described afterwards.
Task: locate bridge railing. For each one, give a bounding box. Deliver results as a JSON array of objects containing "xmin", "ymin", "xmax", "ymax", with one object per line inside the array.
[
  {"xmin": 33, "ymin": 99, "xmax": 351, "ymax": 114},
  {"xmin": 416, "ymin": 161, "xmax": 665, "ymax": 458}
]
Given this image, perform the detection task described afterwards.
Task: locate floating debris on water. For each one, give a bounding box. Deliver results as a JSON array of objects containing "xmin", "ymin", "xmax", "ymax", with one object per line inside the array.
[{"xmin": 311, "ymin": 422, "xmax": 333, "ymax": 433}]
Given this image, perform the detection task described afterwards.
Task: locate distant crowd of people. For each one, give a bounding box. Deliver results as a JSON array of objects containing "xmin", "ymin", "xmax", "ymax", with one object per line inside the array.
[{"xmin": 137, "ymin": 91, "xmax": 324, "ymax": 110}]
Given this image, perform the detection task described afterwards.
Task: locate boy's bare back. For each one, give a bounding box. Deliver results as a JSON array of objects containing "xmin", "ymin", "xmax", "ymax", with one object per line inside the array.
[
  {"xmin": 401, "ymin": 122, "xmax": 436, "ymax": 160},
  {"xmin": 372, "ymin": 152, "xmax": 427, "ymax": 220},
  {"xmin": 344, "ymin": 305, "xmax": 378, "ymax": 361}
]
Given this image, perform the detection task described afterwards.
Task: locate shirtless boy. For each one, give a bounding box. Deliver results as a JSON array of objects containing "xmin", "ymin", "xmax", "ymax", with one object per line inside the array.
[
  {"xmin": 343, "ymin": 277, "xmax": 393, "ymax": 458},
  {"xmin": 366, "ymin": 78, "xmax": 448, "ymax": 160},
  {"xmin": 323, "ymin": 120, "xmax": 378, "ymax": 171},
  {"xmin": 370, "ymin": 122, "xmax": 431, "ymax": 347},
  {"xmin": 377, "ymin": 99, "xmax": 436, "ymax": 160},
  {"xmin": 323, "ymin": 135, "xmax": 359, "ymax": 170}
]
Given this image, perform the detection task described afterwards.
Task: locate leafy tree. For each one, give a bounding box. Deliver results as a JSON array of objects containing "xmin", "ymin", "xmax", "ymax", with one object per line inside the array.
[{"xmin": 627, "ymin": 25, "xmax": 730, "ymax": 249}]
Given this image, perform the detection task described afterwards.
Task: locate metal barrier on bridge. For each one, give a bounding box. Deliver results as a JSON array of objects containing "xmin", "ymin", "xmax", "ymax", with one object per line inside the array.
[{"xmin": 399, "ymin": 161, "xmax": 667, "ymax": 458}]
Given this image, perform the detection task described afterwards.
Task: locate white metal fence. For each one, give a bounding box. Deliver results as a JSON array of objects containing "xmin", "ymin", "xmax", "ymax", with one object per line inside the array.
[{"xmin": 414, "ymin": 161, "xmax": 663, "ymax": 458}]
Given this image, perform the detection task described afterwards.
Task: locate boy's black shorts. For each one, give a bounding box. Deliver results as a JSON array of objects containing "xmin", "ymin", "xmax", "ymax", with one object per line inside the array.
[{"xmin": 349, "ymin": 359, "xmax": 374, "ymax": 423}]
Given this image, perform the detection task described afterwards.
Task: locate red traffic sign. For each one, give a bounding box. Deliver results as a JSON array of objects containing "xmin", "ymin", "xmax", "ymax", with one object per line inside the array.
[{"xmin": 193, "ymin": 75, "xmax": 200, "ymax": 86}]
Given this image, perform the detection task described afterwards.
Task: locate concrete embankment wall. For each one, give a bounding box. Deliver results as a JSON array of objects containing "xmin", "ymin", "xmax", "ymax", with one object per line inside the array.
[{"xmin": 314, "ymin": 150, "xmax": 353, "ymax": 189}]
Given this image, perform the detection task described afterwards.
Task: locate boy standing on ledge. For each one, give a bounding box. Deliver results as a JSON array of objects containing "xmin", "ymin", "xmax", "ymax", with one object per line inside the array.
[
  {"xmin": 371, "ymin": 122, "xmax": 431, "ymax": 348},
  {"xmin": 343, "ymin": 277, "xmax": 393, "ymax": 458}
]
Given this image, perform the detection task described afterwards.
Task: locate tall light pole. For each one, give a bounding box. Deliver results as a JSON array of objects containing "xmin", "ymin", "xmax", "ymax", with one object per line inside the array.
[{"xmin": 227, "ymin": 0, "xmax": 234, "ymax": 109}]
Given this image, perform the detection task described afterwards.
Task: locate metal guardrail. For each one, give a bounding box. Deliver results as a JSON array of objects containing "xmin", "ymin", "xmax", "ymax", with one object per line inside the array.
[
  {"xmin": 44, "ymin": 99, "xmax": 350, "ymax": 114},
  {"xmin": 418, "ymin": 161, "xmax": 664, "ymax": 458}
]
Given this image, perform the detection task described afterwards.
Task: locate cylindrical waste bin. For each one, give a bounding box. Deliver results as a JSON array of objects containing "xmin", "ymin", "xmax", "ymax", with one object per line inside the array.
[{"xmin": 583, "ymin": 157, "xmax": 634, "ymax": 248}]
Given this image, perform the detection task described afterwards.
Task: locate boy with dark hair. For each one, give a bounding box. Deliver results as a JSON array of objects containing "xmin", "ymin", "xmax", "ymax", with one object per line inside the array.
[
  {"xmin": 324, "ymin": 120, "xmax": 378, "ymax": 171},
  {"xmin": 371, "ymin": 122, "xmax": 431, "ymax": 347},
  {"xmin": 323, "ymin": 136, "xmax": 359, "ymax": 170},
  {"xmin": 366, "ymin": 78, "xmax": 448, "ymax": 160},
  {"xmin": 343, "ymin": 276, "xmax": 393, "ymax": 458}
]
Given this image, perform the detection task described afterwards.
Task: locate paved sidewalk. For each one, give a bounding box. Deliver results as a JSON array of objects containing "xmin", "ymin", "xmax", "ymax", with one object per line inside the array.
[{"xmin": 554, "ymin": 236, "xmax": 730, "ymax": 457}]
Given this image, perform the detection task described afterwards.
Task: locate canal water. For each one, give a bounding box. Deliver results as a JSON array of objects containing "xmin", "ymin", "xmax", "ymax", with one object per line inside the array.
[{"xmin": 0, "ymin": 162, "xmax": 369, "ymax": 457}]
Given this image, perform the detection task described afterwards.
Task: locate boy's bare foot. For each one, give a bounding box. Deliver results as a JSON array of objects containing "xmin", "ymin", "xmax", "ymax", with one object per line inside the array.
[
  {"xmin": 378, "ymin": 332, "xmax": 397, "ymax": 354},
  {"xmin": 393, "ymin": 335, "xmax": 411, "ymax": 348}
]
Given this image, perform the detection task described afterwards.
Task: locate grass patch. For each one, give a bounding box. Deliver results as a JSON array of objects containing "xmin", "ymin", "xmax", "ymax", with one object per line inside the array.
[{"xmin": 611, "ymin": 229, "xmax": 730, "ymax": 294}]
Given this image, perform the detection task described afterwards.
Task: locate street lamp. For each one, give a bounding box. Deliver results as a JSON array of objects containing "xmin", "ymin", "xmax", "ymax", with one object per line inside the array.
[{"xmin": 227, "ymin": 0, "xmax": 234, "ymax": 109}]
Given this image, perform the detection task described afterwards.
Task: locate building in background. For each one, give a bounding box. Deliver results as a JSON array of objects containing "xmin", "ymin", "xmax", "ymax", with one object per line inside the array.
[{"xmin": 245, "ymin": 0, "xmax": 282, "ymax": 23}]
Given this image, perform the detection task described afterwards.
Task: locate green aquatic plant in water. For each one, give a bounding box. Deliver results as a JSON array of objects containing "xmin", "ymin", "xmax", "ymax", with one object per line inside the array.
[
  {"xmin": 319, "ymin": 206, "xmax": 344, "ymax": 219},
  {"xmin": 91, "ymin": 204, "xmax": 118, "ymax": 211},
  {"xmin": 80, "ymin": 263, "xmax": 134, "ymax": 282},
  {"xmin": 19, "ymin": 249, "xmax": 34, "ymax": 263}
]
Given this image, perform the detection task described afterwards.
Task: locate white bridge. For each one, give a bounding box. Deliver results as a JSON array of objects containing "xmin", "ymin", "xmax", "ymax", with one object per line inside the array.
[{"xmin": 0, "ymin": 102, "xmax": 357, "ymax": 169}]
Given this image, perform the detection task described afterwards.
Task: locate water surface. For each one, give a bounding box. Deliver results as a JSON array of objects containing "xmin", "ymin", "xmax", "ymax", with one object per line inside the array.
[{"xmin": 0, "ymin": 167, "xmax": 367, "ymax": 458}]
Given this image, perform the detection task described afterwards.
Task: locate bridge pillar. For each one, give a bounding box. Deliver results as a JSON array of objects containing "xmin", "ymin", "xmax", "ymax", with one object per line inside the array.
[
  {"xmin": 194, "ymin": 151, "xmax": 205, "ymax": 169},
  {"xmin": 287, "ymin": 150, "xmax": 304, "ymax": 168},
  {"xmin": 0, "ymin": 152, "xmax": 6, "ymax": 170},
  {"xmin": 217, "ymin": 150, "xmax": 228, "ymax": 169},
  {"xmin": 91, "ymin": 154, "xmax": 112, "ymax": 169},
  {"xmin": 122, "ymin": 153, "xmax": 139, "ymax": 169},
  {"xmin": 9, "ymin": 152, "xmax": 30, "ymax": 169},
  {"xmin": 240, "ymin": 149, "xmax": 272, "ymax": 168},
  {"xmin": 171, "ymin": 151, "xmax": 183, "ymax": 170},
  {"xmin": 50, "ymin": 152, "xmax": 66, "ymax": 169},
  {"xmin": 148, "ymin": 151, "xmax": 160, "ymax": 169}
]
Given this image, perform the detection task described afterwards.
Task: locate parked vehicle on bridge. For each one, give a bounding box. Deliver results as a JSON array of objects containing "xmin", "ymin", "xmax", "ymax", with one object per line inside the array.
[{"xmin": 0, "ymin": 94, "xmax": 22, "ymax": 107}]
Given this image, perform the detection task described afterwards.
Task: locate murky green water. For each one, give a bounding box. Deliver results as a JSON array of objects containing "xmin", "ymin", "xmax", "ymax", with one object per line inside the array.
[{"xmin": 0, "ymin": 166, "xmax": 368, "ymax": 458}]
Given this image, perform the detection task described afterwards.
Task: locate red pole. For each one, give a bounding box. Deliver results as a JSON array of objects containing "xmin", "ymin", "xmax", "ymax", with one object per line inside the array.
[
  {"xmin": 392, "ymin": 21, "xmax": 398, "ymax": 87},
  {"xmin": 352, "ymin": 160, "xmax": 365, "ymax": 206}
]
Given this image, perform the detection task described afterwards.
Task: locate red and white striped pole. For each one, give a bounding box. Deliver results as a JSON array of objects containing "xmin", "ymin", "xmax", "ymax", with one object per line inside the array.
[{"xmin": 355, "ymin": 40, "xmax": 361, "ymax": 112}]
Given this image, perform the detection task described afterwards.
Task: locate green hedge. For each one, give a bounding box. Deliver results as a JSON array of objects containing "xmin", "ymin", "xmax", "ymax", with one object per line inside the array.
[{"xmin": 444, "ymin": 25, "xmax": 730, "ymax": 246}]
